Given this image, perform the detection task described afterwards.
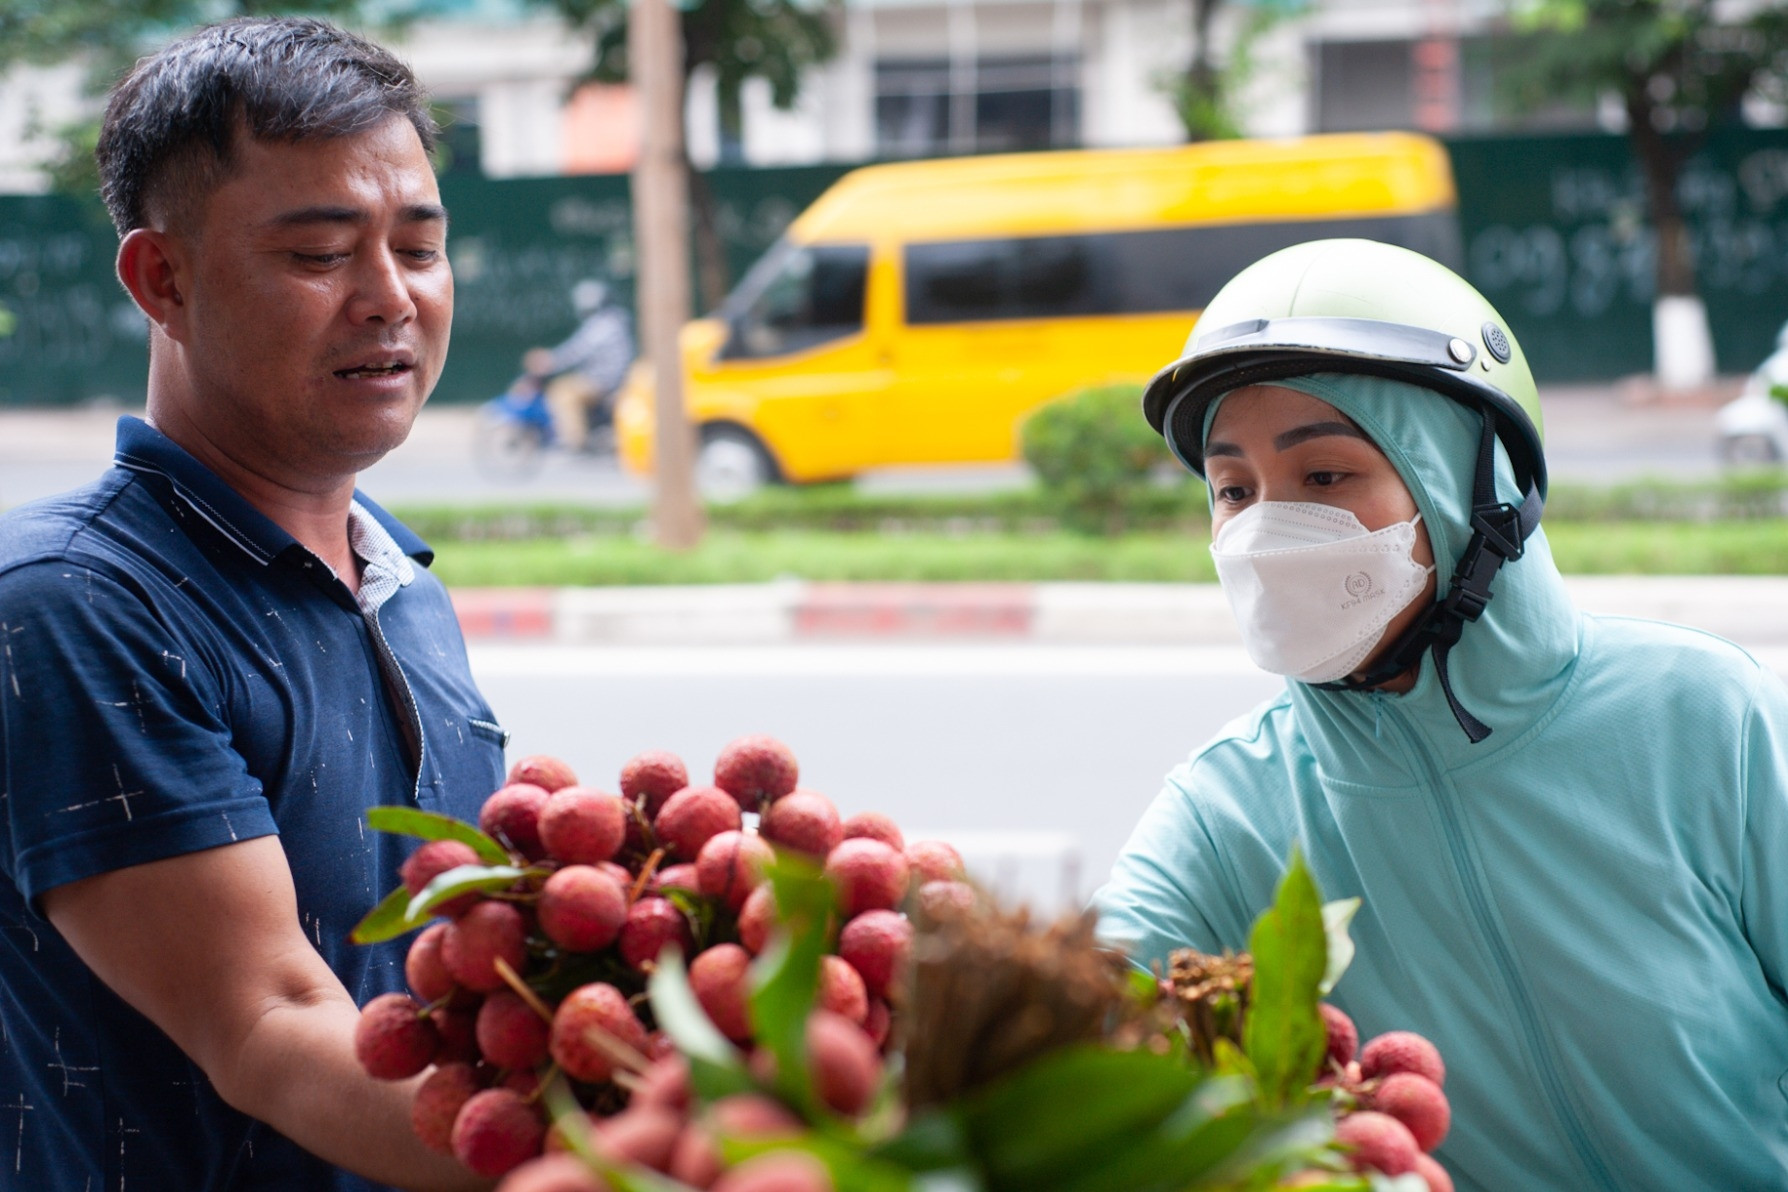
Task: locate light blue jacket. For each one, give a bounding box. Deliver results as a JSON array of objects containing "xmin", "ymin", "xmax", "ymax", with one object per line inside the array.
[{"xmin": 1093, "ymin": 374, "xmax": 1788, "ymax": 1192}]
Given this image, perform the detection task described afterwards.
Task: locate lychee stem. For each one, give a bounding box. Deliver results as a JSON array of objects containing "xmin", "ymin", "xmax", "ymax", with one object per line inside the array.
[
  {"xmin": 629, "ymin": 850, "xmax": 665, "ymax": 906},
  {"xmin": 493, "ymin": 957, "xmax": 556, "ymax": 1025},
  {"xmin": 573, "ymin": 1020, "xmax": 651, "ymax": 1077}
]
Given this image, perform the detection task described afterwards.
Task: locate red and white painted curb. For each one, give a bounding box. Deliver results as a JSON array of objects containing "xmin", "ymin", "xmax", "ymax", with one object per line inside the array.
[{"xmin": 451, "ymin": 577, "xmax": 1788, "ymax": 647}]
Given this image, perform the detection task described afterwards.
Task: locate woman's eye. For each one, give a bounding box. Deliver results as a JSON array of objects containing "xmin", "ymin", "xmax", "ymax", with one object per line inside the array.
[
  {"xmin": 1215, "ymin": 485, "xmax": 1249, "ymax": 503},
  {"xmin": 1307, "ymin": 471, "xmax": 1342, "ymax": 487}
]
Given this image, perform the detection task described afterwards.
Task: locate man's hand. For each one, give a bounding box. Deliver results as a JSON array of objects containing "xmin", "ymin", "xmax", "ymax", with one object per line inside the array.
[{"xmin": 43, "ymin": 837, "xmax": 492, "ymax": 1192}]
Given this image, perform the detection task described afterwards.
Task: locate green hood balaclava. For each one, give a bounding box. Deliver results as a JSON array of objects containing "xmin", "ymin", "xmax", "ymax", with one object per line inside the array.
[{"xmin": 1205, "ymin": 372, "xmax": 1578, "ymax": 760}]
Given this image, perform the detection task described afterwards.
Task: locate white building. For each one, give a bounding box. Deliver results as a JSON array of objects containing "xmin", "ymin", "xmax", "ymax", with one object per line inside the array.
[{"xmin": 0, "ymin": 0, "xmax": 1603, "ymax": 193}]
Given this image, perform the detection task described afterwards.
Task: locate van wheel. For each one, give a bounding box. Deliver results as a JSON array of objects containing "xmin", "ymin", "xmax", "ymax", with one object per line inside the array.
[
  {"xmin": 697, "ymin": 425, "xmax": 777, "ymax": 502},
  {"xmin": 1719, "ymin": 433, "xmax": 1782, "ymax": 465}
]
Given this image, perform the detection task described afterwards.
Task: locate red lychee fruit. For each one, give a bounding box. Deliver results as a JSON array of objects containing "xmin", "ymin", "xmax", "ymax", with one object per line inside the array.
[
  {"xmin": 501, "ymin": 1068, "xmax": 542, "ymax": 1099},
  {"xmin": 596, "ymin": 1105, "xmax": 683, "ymax": 1172},
  {"xmin": 493, "ymin": 1153, "xmax": 606, "ymax": 1192},
  {"xmin": 1335, "ymin": 1110, "xmax": 1419, "ymax": 1176},
  {"xmin": 353, "ymin": 992, "xmax": 438, "ymax": 1080},
  {"xmin": 621, "ymin": 750, "xmax": 691, "ymax": 817},
  {"xmin": 405, "ymin": 922, "xmax": 460, "ymax": 1004},
  {"xmin": 400, "ymin": 839, "xmax": 482, "ymax": 918},
  {"xmin": 707, "ymin": 1093, "xmax": 803, "ymax": 1138},
  {"xmin": 840, "ymin": 811, "xmax": 904, "ymax": 851},
  {"xmin": 824, "ymin": 838, "xmax": 910, "ymax": 918},
  {"xmin": 712, "ymin": 734, "xmax": 799, "ymax": 812},
  {"xmin": 690, "ymin": 942, "xmax": 754, "ymax": 1044},
  {"xmin": 412, "ymin": 1061, "xmax": 481, "ymax": 1155},
  {"xmin": 696, "ymin": 829, "xmax": 774, "ymax": 911},
  {"xmin": 550, "ymin": 982, "xmax": 648, "ymax": 1084},
  {"xmin": 476, "ymin": 988, "xmax": 552, "ymax": 1071},
  {"xmin": 481, "ymin": 782, "xmax": 552, "ymax": 860},
  {"xmin": 863, "ymin": 998, "xmax": 892, "ymax": 1050},
  {"xmin": 903, "ymin": 839, "xmax": 965, "ymax": 885},
  {"xmin": 441, "ymin": 900, "xmax": 529, "ymax": 993},
  {"xmin": 712, "ymin": 1150, "xmax": 834, "ymax": 1192},
  {"xmin": 508, "ymin": 755, "xmax": 579, "ymax": 793},
  {"xmin": 431, "ymin": 1005, "xmax": 480, "ymax": 1064},
  {"xmin": 538, "ymin": 787, "xmax": 627, "ymax": 866},
  {"xmin": 806, "ymin": 1009, "xmax": 882, "ymax": 1117},
  {"xmin": 1414, "ymin": 1153, "xmax": 1456, "ymax": 1192},
  {"xmin": 914, "ymin": 879, "xmax": 975, "ymax": 919},
  {"xmin": 758, "ymin": 790, "xmax": 843, "ymax": 858},
  {"xmin": 1360, "ymin": 1031, "xmax": 1446, "ymax": 1088},
  {"xmin": 600, "ymin": 859, "xmax": 638, "ymax": 889},
  {"xmin": 644, "ymin": 1030, "xmax": 679, "ymax": 1062},
  {"xmin": 668, "ymin": 1124, "xmax": 723, "ymax": 1189},
  {"xmin": 737, "ymin": 884, "xmax": 776, "ymax": 954},
  {"xmin": 818, "ymin": 954, "xmax": 868, "ymax": 1025},
  {"xmin": 618, "ymin": 897, "xmax": 694, "ymax": 971},
  {"xmin": 654, "ymin": 862, "xmax": 702, "ymax": 895},
  {"xmin": 655, "ymin": 786, "xmax": 743, "ymax": 861},
  {"xmin": 1368, "ymin": 1072, "xmax": 1451, "ymax": 1152},
  {"xmin": 631, "ymin": 1054, "xmax": 693, "ymax": 1114},
  {"xmin": 452, "ymin": 1087, "xmax": 546, "ymax": 1178},
  {"xmin": 538, "ymin": 865, "xmax": 629, "ymax": 953},
  {"xmin": 838, "ymin": 909, "xmax": 912, "ymax": 1001},
  {"xmin": 1320, "ymin": 1002, "xmax": 1358, "ymax": 1072}
]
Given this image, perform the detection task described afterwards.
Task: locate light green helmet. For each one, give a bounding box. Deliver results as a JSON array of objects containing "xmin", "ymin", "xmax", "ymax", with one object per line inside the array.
[{"xmin": 1141, "ymin": 238, "xmax": 1546, "ymax": 504}]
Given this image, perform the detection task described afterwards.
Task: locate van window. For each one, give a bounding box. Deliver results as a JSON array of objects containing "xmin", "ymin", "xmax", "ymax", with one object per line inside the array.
[
  {"xmin": 721, "ymin": 241, "xmax": 870, "ymax": 359},
  {"xmin": 903, "ymin": 213, "xmax": 1461, "ymax": 325}
]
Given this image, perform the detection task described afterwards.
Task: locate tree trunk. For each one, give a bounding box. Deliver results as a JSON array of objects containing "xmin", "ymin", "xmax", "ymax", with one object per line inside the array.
[
  {"xmin": 1625, "ymin": 83, "xmax": 1716, "ymax": 390},
  {"xmin": 686, "ymin": 167, "xmax": 732, "ymax": 314},
  {"xmin": 632, "ymin": 0, "xmax": 705, "ymax": 547},
  {"xmin": 1180, "ymin": 0, "xmax": 1224, "ymax": 142}
]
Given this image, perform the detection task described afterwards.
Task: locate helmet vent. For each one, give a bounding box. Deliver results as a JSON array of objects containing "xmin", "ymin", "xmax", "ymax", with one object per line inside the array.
[{"xmin": 1482, "ymin": 322, "xmax": 1512, "ymax": 363}]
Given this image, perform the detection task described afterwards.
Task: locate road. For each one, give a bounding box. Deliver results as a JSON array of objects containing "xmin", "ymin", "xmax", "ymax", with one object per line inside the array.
[
  {"xmin": 469, "ymin": 638, "xmax": 1788, "ymax": 916},
  {"xmin": 0, "ymin": 381, "xmax": 1742, "ymax": 510}
]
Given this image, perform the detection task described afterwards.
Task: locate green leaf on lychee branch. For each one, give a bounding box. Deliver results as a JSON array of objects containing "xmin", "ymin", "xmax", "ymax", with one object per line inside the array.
[
  {"xmin": 1242, "ymin": 850, "xmax": 1329, "ymax": 1110},
  {"xmin": 747, "ymin": 854, "xmax": 837, "ymax": 1121},
  {"xmin": 646, "ymin": 946, "xmax": 754, "ymax": 1101},
  {"xmin": 349, "ymin": 884, "xmax": 415, "ymax": 945},
  {"xmin": 364, "ymin": 806, "xmax": 511, "ymax": 864},
  {"xmin": 717, "ymin": 1132, "xmax": 915, "ymax": 1192},
  {"xmin": 1319, "ymin": 897, "xmax": 1361, "ymax": 997},
  {"xmin": 404, "ymin": 864, "xmax": 532, "ymax": 924}
]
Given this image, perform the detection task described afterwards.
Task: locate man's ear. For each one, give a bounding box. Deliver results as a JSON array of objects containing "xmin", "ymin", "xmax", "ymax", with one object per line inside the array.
[{"xmin": 117, "ymin": 228, "xmax": 190, "ymax": 341}]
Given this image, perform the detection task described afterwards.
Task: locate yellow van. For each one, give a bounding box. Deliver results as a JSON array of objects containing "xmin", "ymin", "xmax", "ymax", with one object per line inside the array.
[{"xmin": 614, "ymin": 132, "xmax": 1458, "ymax": 493}]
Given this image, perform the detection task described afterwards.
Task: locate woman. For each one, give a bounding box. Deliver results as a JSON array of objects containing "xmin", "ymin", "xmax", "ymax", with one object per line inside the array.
[{"xmin": 1093, "ymin": 239, "xmax": 1788, "ymax": 1192}]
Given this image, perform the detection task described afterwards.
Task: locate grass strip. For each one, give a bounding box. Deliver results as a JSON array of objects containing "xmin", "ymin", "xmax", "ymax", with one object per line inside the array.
[{"xmin": 424, "ymin": 519, "xmax": 1788, "ymax": 587}]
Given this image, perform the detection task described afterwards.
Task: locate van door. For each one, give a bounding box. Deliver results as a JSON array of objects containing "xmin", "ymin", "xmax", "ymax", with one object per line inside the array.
[
  {"xmin": 705, "ymin": 240, "xmax": 887, "ymax": 481},
  {"xmin": 882, "ymin": 234, "xmax": 1105, "ymax": 466}
]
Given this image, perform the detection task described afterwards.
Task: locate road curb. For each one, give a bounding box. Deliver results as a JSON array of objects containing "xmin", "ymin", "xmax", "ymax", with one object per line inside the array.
[{"xmin": 450, "ymin": 577, "xmax": 1788, "ymax": 647}]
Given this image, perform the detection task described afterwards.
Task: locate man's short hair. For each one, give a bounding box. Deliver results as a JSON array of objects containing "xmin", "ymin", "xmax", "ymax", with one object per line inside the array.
[{"xmin": 95, "ymin": 17, "xmax": 438, "ymax": 237}]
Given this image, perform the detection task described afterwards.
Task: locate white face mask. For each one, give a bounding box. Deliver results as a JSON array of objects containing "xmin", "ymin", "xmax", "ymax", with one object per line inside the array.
[{"xmin": 1210, "ymin": 501, "xmax": 1435, "ymax": 683}]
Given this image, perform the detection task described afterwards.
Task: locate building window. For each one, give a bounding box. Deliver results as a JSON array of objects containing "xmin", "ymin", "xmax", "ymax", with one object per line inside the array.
[
  {"xmin": 1312, "ymin": 37, "xmax": 1600, "ymax": 133},
  {"xmin": 875, "ymin": 55, "xmax": 1079, "ymax": 158}
]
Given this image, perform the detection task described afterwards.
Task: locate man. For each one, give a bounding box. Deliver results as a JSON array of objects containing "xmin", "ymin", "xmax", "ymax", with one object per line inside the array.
[
  {"xmin": 1094, "ymin": 239, "xmax": 1788, "ymax": 1191},
  {"xmin": 0, "ymin": 18, "xmax": 503, "ymax": 1191},
  {"xmin": 524, "ymin": 277, "xmax": 635, "ymax": 452}
]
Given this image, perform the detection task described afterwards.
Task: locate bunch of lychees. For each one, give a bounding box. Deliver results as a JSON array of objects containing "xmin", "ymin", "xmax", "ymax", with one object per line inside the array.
[
  {"xmin": 1317, "ymin": 1005, "xmax": 1455, "ymax": 1192},
  {"xmin": 349, "ymin": 735, "xmax": 971, "ymax": 1186}
]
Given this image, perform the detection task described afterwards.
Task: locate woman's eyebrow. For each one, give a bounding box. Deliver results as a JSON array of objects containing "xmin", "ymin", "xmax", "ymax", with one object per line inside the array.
[{"xmin": 1274, "ymin": 421, "xmax": 1369, "ymax": 450}]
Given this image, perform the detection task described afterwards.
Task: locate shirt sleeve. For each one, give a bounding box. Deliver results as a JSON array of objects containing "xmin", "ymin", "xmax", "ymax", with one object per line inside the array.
[
  {"xmin": 1739, "ymin": 665, "xmax": 1788, "ymax": 997},
  {"xmin": 1090, "ymin": 762, "xmax": 1240, "ymax": 973},
  {"xmin": 0, "ymin": 559, "xmax": 277, "ymax": 910}
]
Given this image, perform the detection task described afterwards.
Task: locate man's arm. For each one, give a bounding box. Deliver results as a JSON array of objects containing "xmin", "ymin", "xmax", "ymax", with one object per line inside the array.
[{"xmin": 43, "ymin": 837, "xmax": 492, "ymax": 1192}]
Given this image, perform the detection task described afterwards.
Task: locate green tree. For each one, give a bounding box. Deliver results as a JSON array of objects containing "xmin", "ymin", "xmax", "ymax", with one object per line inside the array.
[
  {"xmin": 0, "ymin": 0, "xmax": 442, "ymax": 199},
  {"xmin": 535, "ymin": 0, "xmax": 839, "ymax": 309},
  {"xmin": 1166, "ymin": 0, "xmax": 1302, "ymax": 141},
  {"xmin": 1507, "ymin": 0, "xmax": 1788, "ymax": 386}
]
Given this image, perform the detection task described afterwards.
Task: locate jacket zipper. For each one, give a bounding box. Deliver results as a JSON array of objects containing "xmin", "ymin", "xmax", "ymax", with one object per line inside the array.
[{"xmin": 1376, "ymin": 696, "xmax": 1620, "ymax": 1192}]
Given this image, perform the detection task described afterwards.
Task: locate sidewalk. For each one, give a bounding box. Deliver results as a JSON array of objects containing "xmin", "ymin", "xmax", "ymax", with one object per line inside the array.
[{"xmin": 450, "ymin": 576, "xmax": 1788, "ymax": 647}]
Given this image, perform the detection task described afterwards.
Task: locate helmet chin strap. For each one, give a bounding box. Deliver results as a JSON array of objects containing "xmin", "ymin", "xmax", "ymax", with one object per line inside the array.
[{"xmin": 1316, "ymin": 412, "xmax": 1543, "ymax": 743}]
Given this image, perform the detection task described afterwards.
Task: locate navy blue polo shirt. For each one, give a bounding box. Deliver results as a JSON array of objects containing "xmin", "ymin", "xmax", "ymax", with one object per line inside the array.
[{"xmin": 0, "ymin": 417, "xmax": 508, "ymax": 1191}]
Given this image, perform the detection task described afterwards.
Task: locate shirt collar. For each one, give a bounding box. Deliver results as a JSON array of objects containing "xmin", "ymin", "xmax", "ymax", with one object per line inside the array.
[{"xmin": 111, "ymin": 416, "xmax": 434, "ymax": 567}]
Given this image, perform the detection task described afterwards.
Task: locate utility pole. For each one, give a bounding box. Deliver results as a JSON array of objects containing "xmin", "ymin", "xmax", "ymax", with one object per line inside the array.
[{"xmin": 630, "ymin": 0, "xmax": 705, "ymax": 548}]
